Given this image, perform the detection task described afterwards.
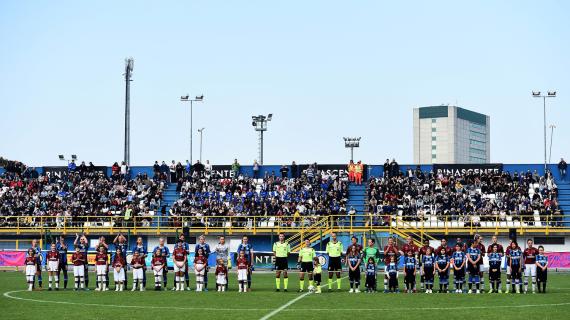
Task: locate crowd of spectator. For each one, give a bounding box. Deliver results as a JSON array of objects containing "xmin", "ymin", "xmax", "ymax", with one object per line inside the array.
[
  {"xmin": 367, "ymin": 165, "xmax": 562, "ymax": 227},
  {"xmin": 0, "ymin": 161, "xmax": 166, "ymax": 229},
  {"xmin": 168, "ymin": 163, "xmax": 349, "ymax": 229}
]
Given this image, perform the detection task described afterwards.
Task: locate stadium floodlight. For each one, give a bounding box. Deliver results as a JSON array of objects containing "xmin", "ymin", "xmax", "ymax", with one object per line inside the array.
[
  {"xmin": 180, "ymin": 94, "xmax": 205, "ymax": 165},
  {"xmin": 58, "ymin": 154, "xmax": 76, "ymax": 164},
  {"xmin": 532, "ymin": 90, "xmax": 557, "ymax": 173},
  {"xmin": 58, "ymin": 155, "xmax": 65, "ymax": 160},
  {"xmin": 71, "ymin": 155, "xmax": 77, "ymax": 160},
  {"xmin": 198, "ymin": 127, "xmax": 206, "ymax": 163},
  {"xmin": 251, "ymin": 114, "xmax": 273, "ymax": 165},
  {"xmin": 343, "ymin": 137, "xmax": 361, "ymax": 161},
  {"xmin": 123, "ymin": 57, "xmax": 134, "ymax": 167}
]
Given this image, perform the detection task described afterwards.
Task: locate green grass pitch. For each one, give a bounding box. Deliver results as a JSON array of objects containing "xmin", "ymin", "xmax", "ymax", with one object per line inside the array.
[{"xmin": 1, "ymin": 271, "xmax": 570, "ymax": 319}]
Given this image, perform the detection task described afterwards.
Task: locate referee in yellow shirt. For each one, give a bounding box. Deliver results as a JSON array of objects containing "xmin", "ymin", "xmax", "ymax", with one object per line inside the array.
[
  {"xmin": 273, "ymin": 233, "xmax": 291, "ymax": 292},
  {"xmin": 326, "ymin": 232, "xmax": 344, "ymax": 291},
  {"xmin": 298, "ymin": 239, "xmax": 316, "ymax": 292}
]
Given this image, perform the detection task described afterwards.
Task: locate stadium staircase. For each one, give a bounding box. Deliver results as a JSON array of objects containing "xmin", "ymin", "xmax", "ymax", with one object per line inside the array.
[
  {"xmin": 347, "ymin": 183, "xmax": 367, "ymax": 226},
  {"xmin": 287, "ymin": 217, "xmax": 332, "ymax": 252},
  {"xmin": 154, "ymin": 182, "xmax": 179, "ymax": 226},
  {"xmin": 557, "ymin": 179, "xmax": 570, "ymax": 224}
]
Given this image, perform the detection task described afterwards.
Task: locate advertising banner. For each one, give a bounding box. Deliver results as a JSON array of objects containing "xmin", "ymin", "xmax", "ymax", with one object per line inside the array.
[
  {"xmin": 433, "ymin": 163, "xmax": 503, "ymax": 176},
  {"xmin": 43, "ymin": 166, "xmax": 107, "ymax": 179},
  {"xmin": 546, "ymin": 252, "xmax": 570, "ymax": 268},
  {"xmin": 0, "ymin": 251, "xmax": 26, "ymax": 266},
  {"xmin": 299, "ymin": 164, "xmax": 368, "ymax": 181}
]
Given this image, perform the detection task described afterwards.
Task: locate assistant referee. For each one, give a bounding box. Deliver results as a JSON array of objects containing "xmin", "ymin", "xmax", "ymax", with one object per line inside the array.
[
  {"xmin": 273, "ymin": 233, "xmax": 291, "ymax": 292},
  {"xmin": 326, "ymin": 232, "xmax": 344, "ymax": 291}
]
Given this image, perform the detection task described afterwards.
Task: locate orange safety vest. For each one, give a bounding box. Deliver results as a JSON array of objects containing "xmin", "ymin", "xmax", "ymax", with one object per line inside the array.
[
  {"xmin": 355, "ymin": 164, "xmax": 363, "ymax": 173},
  {"xmin": 348, "ymin": 164, "xmax": 355, "ymax": 173}
]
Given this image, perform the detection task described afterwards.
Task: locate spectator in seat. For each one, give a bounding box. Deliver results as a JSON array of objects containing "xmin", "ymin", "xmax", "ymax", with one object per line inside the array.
[
  {"xmin": 120, "ymin": 161, "xmax": 128, "ymax": 179},
  {"xmin": 559, "ymin": 158, "xmax": 567, "ymax": 181},
  {"xmin": 204, "ymin": 160, "xmax": 212, "ymax": 178},
  {"xmin": 160, "ymin": 161, "xmax": 169, "ymax": 180},
  {"xmin": 253, "ymin": 160, "xmax": 260, "ymax": 179},
  {"xmin": 192, "ymin": 160, "xmax": 205, "ymax": 178},
  {"xmin": 348, "ymin": 160, "xmax": 355, "ymax": 182},
  {"xmin": 355, "ymin": 161, "xmax": 364, "ymax": 185},
  {"xmin": 280, "ymin": 165, "xmax": 289, "ymax": 179},
  {"xmin": 231, "ymin": 159, "xmax": 240, "ymax": 177},
  {"xmin": 153, "ymin": 161, "xmax": 160, "ymax": 177},
  {"xmin": 68, "ymin": 159, "xmax": 77, "ymax": 172},
  {"xmin": 185, "ymin": 160, "xmax": 191, "ymax": 177},
  {"xmin": 383, "ymin": 159, "xmax": 390, "ymax": 177},
  {"xmin": 389, "ymin": 159, "xmax": 399, "ymax": 178},
  {"xmin": 170, "ymin": 161, "xmax": 177, "ymax": 182},
  {"xmin": 111, "ymin": 162, "xmax": 120, "ymax": 176},
  {"xmin": 176, "ymin": 162, "xmax": 184, "ymax": 181},
  {"xmin": 291, "ymin": 161, "xmax": 298, "ymax": 179}
]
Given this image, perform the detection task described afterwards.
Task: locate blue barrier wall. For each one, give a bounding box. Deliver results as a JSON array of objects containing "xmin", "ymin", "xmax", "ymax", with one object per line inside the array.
[{"xmin": 1, "ymin": 163, "xmax": 563, "ymax": 181}]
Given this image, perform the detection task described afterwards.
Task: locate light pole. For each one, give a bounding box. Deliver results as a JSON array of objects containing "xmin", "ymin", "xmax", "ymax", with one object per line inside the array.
[
  {"xmin": 251, "ymin": 114, "xmax": 273, "ymax": 165},
  {"xmin": 549, "ymin": 124, "xmax": 556, "ymax": 165},
  {"xmin": 343, "ymin": 137, "xmax": 361, "ymax": 161},
  {"xmin": 532, "ymin": 91, "xmax": 556, "ymax": 173},
  {"xmin": 58, "ymin": 154, "xmax": 77, "ymax": 165},
  {"xmin": 123, "ymin": 57, "xmax": 134, "ymax": 166},
  {"xmin": 198, "ymin": 127, "xmax": 205, "ymax": 163},
  {"xmin": 180, "ymin": 94, "xmax": 204, "ymax": 165}
]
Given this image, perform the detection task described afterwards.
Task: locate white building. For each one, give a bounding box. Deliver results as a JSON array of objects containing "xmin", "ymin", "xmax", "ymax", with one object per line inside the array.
[{"xmin": 413, "ymin": 105, "xmax": 490, "ymax": 164}]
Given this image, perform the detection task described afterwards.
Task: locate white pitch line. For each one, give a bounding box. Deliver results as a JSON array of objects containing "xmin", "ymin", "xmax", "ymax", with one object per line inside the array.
[
  {"xmin": 2, "ymin": 290, "xmax": 271, "ymax": 311},
  {"xmin": 259, "ymin": 276, "xmax": 348, "ymax": 320}
]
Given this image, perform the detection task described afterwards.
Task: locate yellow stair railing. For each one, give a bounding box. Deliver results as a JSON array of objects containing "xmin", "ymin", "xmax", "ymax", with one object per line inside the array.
[
  {"xmin": 390, "ymin": 216, "xmax": 438, "ymax": 246},
  {"xmin": 286, "ymin": 216, "xmax": 332, "ymax": 252}
]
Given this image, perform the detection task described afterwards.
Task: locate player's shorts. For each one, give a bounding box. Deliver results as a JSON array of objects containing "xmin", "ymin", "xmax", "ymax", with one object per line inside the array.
[
  {"xmin": 275, "ymin": 257, "xmax": 288, "ymax": 271},
  {"xmin": 173, "ymin": 263, "xmax": 185, "ymax": 273},
  {"xmin": 153, "ymin": 266, "xmax": 163, "ymax": 276},
  {"xmin": 454, "ymin": 268, "xmax": 465, "ymax": 280},
  {"xmin": 217, "ymin": 274, "xmax": 227, "ymax": 285},
  {"xmin": 537, "ymin": 268, "xmax": 547, "ymax": 282},
  {"xmin": 73, "ymin": 265, "xmax": 85, "ymax": 277},
  {"xmin": 438, "ymin": 271, "xmax": 449, "ymax": 280},
  {"xmin": 195, "ymin": 263, "xmax": 206, "ymax": 276},
  {"xmin": 424, "ymin": 267, "xmax": 434, "ymax": 281},
  {"xmin": 524, "ymin": 264, "xmax": 536, "ymax": 277},
  {"xmin": 25, "ymin": 265, "xmax": 36, "ymax": 276},
  {"xmin": 511, "ymin": 265, "xmax": 522, "ymax": 279},
  {"xmin": 314, "ymin": 273, "xmax": 322, "ymax": 283},
  {"xmin": 96, "ymin": 265, "xmax": 107, "ymax": 275},
  {"xmin": 328, "ymin": 256, "xmax": 342, "ymax": 271},
  {"xmin": 59, "ymin": 261, "xmax": 67, "ymax": 270},
  {"xmin": 301, "ymin": 262, "xmax": 314, "ymax": 273},
  {"xmin": 132, "ymin": 268, "xmax": 144, "ymax": 280},
  {"xmin": 48, "ymin": 261, "xmax": 59, "ymax": 272},
  {"xmin": 114, "ymin": 268, "xmax": 125, "ymax": 282},
  {"xmin": 237, "ymin": 269, "xmax": 248, "ymax": 281},
  {"xmin": 404, "ymin": 270, "xmax": 415, "ymax": 283},
  {"xmin": 467, "ymin": 264, "xmax": 479, "ymax": 274},
  {"xmin": 489, "ymin": 268, "xmax": 501, "ymax": 281}
]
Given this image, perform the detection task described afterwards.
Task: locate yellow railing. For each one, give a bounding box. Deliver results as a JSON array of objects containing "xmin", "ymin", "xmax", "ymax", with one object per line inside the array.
[{"xmin": 0, "ymin": 214, "xmax": 567, "ymax": 236}]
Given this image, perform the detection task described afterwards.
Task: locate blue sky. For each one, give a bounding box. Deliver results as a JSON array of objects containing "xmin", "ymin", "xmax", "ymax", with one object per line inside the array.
[{"xmin": 1, "ymin": 0, "xmax": 568, "ymax": 166}]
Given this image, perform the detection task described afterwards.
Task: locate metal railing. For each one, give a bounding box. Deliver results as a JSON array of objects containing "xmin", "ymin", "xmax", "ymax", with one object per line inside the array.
[{"xmin": 0, "ymin": 214, "xmax": 567, "ymax": 235}]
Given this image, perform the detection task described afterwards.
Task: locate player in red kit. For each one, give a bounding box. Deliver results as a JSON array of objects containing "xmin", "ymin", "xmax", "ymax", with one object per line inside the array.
[
  {"xmin": 215, "ymin": 258, "xmax": 228, "ymax": 292},
  {"xmin": 71, "ymin": 247, "xmax": 86, "ymax": 291},
  {"xmin": 523, "ymin": 238, "xmax": 539, "ymax": 293},
  {"xmin": 112, "ymin": 248, "xmax": 126, "ymax": 291},
  {"xmin": 151, "ymin": 248, "xmax": 165, "ymax": 291},
  {"xmin": 237, "ymin": 250, "xmax": 249, "ymax": 293},
  {"xmin": 487, "ymin": 235, "xmax": 504, "ymax": 256},
  {"xmin": 194, "ymin": 248, "xmax": 208, "ymax": 291},
  {"xmin": 419, "ymin": 239, "xmax": 434, "ymax": 290},
  {"xmin": 46, "ymin": 243, "xmax": 60, "ymax": 290},
  {"xmin": 25, "ymin": 248, "xmax": 37, "ymax": 291},
  {"xmin": 130, "ymin": 251, "xmax": 145, "ymax": 291},
  {"xmin": 173, "ymin": 240, "xmax": 188, "ymax": 291},
  {"xmin": 435, "ymin": 238, "xmax": 453, "ymax": 257},
  {"xmin": 95, "ymin": 246, "xmax": 108, "ymax": 291},
  {"xmin": 383, "ymin": 237, "xmax": 399, "ymax": 293}
]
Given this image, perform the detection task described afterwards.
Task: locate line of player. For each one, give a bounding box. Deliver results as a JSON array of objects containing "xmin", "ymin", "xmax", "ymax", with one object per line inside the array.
[
  {"xmin": 23, "ymin": 233, "xmax": 255, "ymax": 293},
  {"xmin": 272, "ymin": 233, "xmax": 549, "ymax": 294}
]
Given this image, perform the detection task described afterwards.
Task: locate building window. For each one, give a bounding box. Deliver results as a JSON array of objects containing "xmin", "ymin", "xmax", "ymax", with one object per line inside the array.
[
  {"xmin": 432, "ymin": 127, "xmax": 436, "ymax": 132},
  {"xmin": 432, "ymin": 136, "xmax": 436, "ymax": 141},
  {"xmin": 432, "ymin": 154, "xmax": 436, "ymax": 159},
  {"xmin": 432, "ymin": 145, "xmax": 436, "ymax": 150}
]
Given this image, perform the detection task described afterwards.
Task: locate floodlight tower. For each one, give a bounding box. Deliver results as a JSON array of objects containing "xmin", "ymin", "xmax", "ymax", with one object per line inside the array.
[
  {"xmin": 343, "ymin": 137, "xmax": 361, "ymax": 161},
  {"xmin": 251, "ymin": 114, "xmax": 273, "ymax": 165},
  {"xmin": 180, "ymin": 94, "xmax": 204, "ymax": 165},
  {"xmin": 124, "ymin": 57, "xmax": 134, "ymax": 166},
  {"xmin": 532, "ymin": 90, "xmax": 557, "ymax": 173}
]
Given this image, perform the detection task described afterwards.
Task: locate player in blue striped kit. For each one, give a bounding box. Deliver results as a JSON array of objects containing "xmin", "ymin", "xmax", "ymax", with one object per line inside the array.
[
  {"xmin": 421, "ymin": 247, "xmax": 435, "ymax": 293},
  {"xmin": 536, "ymin": 246, "xmax": 548, "ymax": 293},
  {"xmin": 451, "ymin": 243, "xmax": 466, "ymax": 293},
  {"xmin": 508, "ymin": 241, "xmax": 523, "ymax": 294},
  {"xmin": 56, "ymin": 236, "xmax": 68, "ymax": 289},
  {"xmin": 488, "ymin": 244, "xmax": 503, "ymax": 293},
  {"xmin": 466, "ymin": 240, "xmax": 481, "ymax": 294},
  {"xmin": 435, "ymin": 247, "xmax": 450, "ymax": 293}
]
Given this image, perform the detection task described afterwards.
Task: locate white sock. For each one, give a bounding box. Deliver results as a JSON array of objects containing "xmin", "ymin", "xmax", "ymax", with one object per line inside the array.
[
  {"xmin": 55, "ymin": 276, "xmax": 59, "ymax": 288},
  {"xmin": 49, "ymin": 276, "xmax": 53, "ymax": 288}
]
